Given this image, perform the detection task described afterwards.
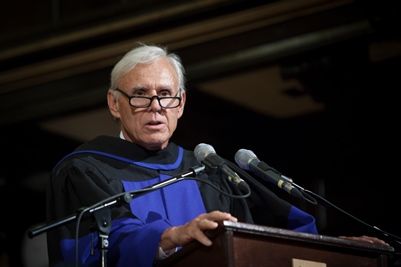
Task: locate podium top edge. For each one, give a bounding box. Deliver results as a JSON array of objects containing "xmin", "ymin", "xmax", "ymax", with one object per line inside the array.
[{"xmin": 222, "ymin": 221, "xmax": 395, "ymax": 253}]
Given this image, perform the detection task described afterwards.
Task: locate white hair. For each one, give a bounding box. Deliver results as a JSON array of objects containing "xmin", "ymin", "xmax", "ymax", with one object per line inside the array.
[{"xmin": 110, "ymin": 44, "xmax": 185, "ymax": 91}]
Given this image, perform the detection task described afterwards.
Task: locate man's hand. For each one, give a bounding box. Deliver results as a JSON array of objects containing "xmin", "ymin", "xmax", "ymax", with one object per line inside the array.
[
  {"xmin": 160, "ymin": 211, "xmax": 238, "ymax": 251},
  {"xmin": 339, "ymin": 235, "xmax": 389, "ymax": 246}
]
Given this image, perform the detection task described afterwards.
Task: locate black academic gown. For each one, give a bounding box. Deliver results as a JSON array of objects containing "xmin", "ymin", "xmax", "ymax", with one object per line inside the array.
[{"xmin": 47, "ymin": 135, "xmax": 316, "ymax": 267}]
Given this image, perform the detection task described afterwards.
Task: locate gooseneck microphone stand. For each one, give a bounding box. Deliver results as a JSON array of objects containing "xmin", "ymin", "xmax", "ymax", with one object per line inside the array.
[{"xmin": 28, "ymin": 165, "xmax": 205, "ymax": 267}]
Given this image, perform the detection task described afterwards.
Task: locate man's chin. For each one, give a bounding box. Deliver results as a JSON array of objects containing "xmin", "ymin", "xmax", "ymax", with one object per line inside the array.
[{"xmin": 141, "ymin": 137, "xmax": 169, "ymax": 151}]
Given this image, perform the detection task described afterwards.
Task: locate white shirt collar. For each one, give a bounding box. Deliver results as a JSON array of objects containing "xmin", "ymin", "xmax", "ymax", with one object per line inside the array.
[{"xmin": 119, "ymin": 131, "xmax": 125, "ymax": 140}]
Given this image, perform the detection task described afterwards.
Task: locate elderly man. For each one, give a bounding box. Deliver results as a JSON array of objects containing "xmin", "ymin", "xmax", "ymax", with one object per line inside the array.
[{"xmin": 48, "ymin": 44, "xmax": 383, "ymax": 267}]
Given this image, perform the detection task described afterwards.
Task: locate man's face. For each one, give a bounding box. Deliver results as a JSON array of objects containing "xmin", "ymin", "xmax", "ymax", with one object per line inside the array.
[{"xmin": 108, "ymin": 57, "xmax": 186, "ymax": 150}]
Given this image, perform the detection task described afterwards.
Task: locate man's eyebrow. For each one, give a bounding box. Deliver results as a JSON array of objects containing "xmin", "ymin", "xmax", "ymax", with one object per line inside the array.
[
  {"xmin": 158, "ymin": 86, "xmax": 174, "ymax": 91},
  {"xmin": 129, "ymin": 86, "xmax": 148, "ymax": 92},
  {"xmin": 129, "ymin": 86, "xmax": 174, "ymax": 94},
  {"xmin": 131, "ymin": 85, "xmax": 147, "ymax": 90}
]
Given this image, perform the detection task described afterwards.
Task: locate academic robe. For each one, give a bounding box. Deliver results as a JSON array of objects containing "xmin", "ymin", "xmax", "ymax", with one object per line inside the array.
[{"xmin": 47, "ymin": 135, "xmax": 317, "ymax": 267}]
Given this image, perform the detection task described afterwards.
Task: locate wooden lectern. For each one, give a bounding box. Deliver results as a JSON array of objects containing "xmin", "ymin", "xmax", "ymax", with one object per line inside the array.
[{"xmin": 157, "ymin": 221, "xmax": 394, "ymax": 267}]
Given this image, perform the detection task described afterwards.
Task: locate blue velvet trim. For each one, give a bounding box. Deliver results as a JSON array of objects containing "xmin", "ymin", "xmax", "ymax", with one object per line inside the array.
[
  {"xmin": 287, "ymin": 206, "xmax": 318, "ymax": 234},
  {"xmin": 54, "ymin": 146, "xmax": 184, "ymax": 171}
]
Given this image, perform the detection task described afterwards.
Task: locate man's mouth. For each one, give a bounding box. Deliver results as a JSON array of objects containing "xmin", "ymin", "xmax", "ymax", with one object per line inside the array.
[
  {"xmin": 145, "ymin": 120, "xmax": 165, "ymax": 130},
  {"xmin": 147, "ymin": 121, "xmax": 162, "ymax": 125}
]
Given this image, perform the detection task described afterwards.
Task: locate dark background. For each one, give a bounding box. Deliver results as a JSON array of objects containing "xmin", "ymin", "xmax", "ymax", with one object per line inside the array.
[{"xmin": 1, "ymin": 0, "xmax": 400, "ymax": 266}]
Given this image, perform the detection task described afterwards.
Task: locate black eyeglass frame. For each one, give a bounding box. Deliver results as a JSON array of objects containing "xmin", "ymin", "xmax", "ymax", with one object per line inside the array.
[{"xmin": 114, "ymin": 88, "xmax": 182, "ymax": 109}]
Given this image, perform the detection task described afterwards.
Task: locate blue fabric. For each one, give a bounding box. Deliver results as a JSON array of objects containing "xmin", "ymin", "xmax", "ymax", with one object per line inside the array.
[
  {"xmin": 122, "ymin": 174, "xmax": 206, "ymax": 226},
  {"xmin": 60, "ymin": 232, "xmax": 99, "ymax": 266},
  {"xmin": 59, "ymin": 174, "xmax": 206, "ymax": 267},
  {"xmin": 60, "ymin": 217, "xmax": 172, "ymax": 267},
  {"xmin": 108, "ymin": 218, "xmax": 171, "ymax": 266},
  {"xmin": 287, "ymin": 206, "xmax": 318, "ymax": 234}
]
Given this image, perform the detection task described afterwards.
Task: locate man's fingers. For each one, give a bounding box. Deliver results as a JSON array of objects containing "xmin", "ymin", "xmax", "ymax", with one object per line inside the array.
[
  {"xmin": 186, "ymin": 218, "xmax": 220, "ymax": 246},
  {"xmin": 198, "ymin": 218, "xmax": 218, "ymax": 229},
  {"xmin": 199, "ymin": 211, "xmax": 238, "ymax": 223},
  {"xmin": 339, "ymin": 235, "xmax": 389, "ymax": 246},
  {"xmin": 191, "ymin": 228, "xmax": 213, "ymax": 246}
]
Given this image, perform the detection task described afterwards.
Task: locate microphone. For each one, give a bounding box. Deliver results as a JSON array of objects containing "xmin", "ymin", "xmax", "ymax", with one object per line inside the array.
[
  {"xmin": 235, "ymin": 149, "xmax": 303, "ymax": 199},
  {"xmin": 194, "ymin": 143, "xmax": 249, "ymax": 192}
]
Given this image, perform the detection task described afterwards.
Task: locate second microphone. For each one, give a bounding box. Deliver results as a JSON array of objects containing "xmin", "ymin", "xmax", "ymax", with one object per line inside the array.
[{"xmin": 194, "ymin": 143, "xmax": 249, "ymax": 192}]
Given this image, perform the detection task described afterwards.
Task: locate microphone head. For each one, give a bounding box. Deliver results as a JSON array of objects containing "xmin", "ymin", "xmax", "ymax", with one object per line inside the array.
[
  {"xmin": 194, "ymin": 143, "xmax": 216, "ymax": 162},
  {"xmin": 235, "ymin": 149, "xmax": 258, "ymax": 170}
]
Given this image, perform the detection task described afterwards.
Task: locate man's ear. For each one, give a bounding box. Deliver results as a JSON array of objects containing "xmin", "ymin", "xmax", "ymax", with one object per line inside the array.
[
  {"xmin": 107, "ymin": 90, "xmax": 121, "ymax": 119},
  {"xmin": 177, "ymin": 90, "xmax": 186, "ymax": 119}
]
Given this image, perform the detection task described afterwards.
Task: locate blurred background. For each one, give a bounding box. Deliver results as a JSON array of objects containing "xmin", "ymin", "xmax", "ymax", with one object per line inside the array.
[{"xmin": 1, "ymin": 0, "xmax": 400, "ymax": 266}]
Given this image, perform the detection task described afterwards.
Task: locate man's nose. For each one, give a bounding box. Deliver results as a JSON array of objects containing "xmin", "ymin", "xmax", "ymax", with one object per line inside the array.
[{"xmin": 149, "ymin": 96, "xmax": 162, "ymax": 111}]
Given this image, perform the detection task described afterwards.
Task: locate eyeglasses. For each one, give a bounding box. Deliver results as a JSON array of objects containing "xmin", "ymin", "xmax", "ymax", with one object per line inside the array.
[{"xmin": 114, "ymin": 88, "xmax": 182, "ymax": 109}]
